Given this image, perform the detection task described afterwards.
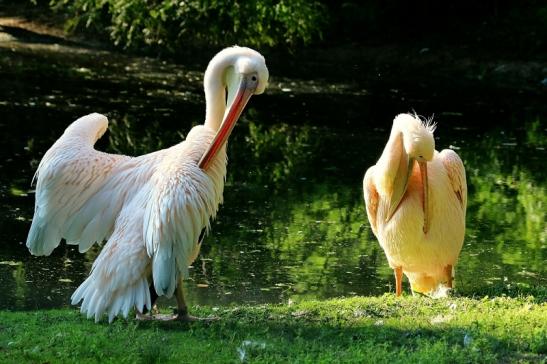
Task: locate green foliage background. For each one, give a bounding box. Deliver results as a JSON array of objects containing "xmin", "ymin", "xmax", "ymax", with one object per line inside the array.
[
  {"xmin": 41, "ymin": 0, "xmax": 547, "ymax": 53},
  {"xmin": 48, "ymin": 0, "xmax": 327, "ymax": 49}
]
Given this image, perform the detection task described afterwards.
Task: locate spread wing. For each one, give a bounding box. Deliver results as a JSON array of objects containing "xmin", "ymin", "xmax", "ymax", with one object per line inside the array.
[
  {"xmin": 363, "ymin": 166, "xmax": 379, "ymax": 236},
  {"xmin": 27, "ymin": 113, "xmax": 128, "ymax": 255},
  {"xmin": 60, "ymin": 151, "xmax": 166, "ymax": 253},
  {"xmin": 439, "ymin": 149, "xmax": 467, "ymax": 214}
]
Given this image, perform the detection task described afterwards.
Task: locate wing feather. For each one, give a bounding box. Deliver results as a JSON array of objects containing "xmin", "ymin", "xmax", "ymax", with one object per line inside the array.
[
  {"xmin": 27, "ymin": 113, "xmax": 130, "ymax": 256},
  {"xmin": 62, "ymin": 154, "xmax": 163, "ymax": 249},
  {"xmin": 363, "ymin": 166, "xmax": 380, "ymax": 236},
  {"xmin": 143, "ymin": 127, "xmax": 225, "ymax": 297},
  {"xmin": 71, "ymin": 206, "xmax": 152, "ymax": 322},
  {"xmin": 144, "ymin": 161, "xmax": 216, "ymax": 296},
  {"xmin": 439, "ymin": 149, "xmax": 467, "ymax": 213},
  {"xmin": 27, "ymin": 113, "xmax": 170, "ymax": 256}
]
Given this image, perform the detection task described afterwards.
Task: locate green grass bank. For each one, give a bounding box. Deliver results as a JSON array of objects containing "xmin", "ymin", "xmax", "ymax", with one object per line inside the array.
[{"xmin": 0, "ymin": 294, "xmax": 545, "ymax": 363}]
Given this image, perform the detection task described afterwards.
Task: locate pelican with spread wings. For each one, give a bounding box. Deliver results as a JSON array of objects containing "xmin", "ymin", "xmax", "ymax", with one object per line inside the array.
[{"xmin": 26, "ymin": 46, "xmax": 269, "ymax": 322}]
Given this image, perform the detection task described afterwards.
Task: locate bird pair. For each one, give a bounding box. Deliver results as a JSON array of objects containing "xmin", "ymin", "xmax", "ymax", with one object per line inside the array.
[{"xmin": 26, "ymin": 46, "xmax": 466, "ymax": 323}]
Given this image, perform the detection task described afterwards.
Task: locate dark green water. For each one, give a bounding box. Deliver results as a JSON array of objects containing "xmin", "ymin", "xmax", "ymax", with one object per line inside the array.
[{"xmin": 0, "ymin": 26, "xmax": 545, "ymax": 310}]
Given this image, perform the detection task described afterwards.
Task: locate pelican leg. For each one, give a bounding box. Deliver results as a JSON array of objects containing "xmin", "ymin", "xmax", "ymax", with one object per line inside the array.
[
  {"xmin": 445, "ymin": 265, "xmax": 453, "ymax": 288},
  {"xmin": 395, "ymin": 267, "xmax": 403, "ymax": 296},
  {"xmin": 141, "ymin": 285, "xmax": 160, "ymax": 314},
  {"xmin": 173, "ymin": 278, "xmax": 195, "ymax": 321},
  {"xmin": 135, "ymin": 280, "xmax": 202, "ymax": 322},
  {"xmin": 136, "ymin": 280, "xmax": 199, "ymax": 321},
  {"xmin": 135, "ymin": 286, "xmax": 160, "ymax": 320},
  {"xmin": 174, "ymin": 278, "xmax": 218, "ymax": 322}
]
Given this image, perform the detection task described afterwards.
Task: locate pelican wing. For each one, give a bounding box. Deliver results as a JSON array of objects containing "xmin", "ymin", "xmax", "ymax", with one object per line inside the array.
[
  {"xmin": 71, "ymin": 208, "xmax": 152, "ymax": 323},
  {"xmin": 27, "ymin": 113, "xmax": 132, "ymax": 256},
  {"xmin": 143, "ymin": 126, "xmax": 224, "ymax": 297},
  {"xmin": 439, "ymin": 149, "xmax": 467, "ymax": 212},
  {"xmin": 363, "ymin": 166, "xmax": 380, "ymax": 236}
]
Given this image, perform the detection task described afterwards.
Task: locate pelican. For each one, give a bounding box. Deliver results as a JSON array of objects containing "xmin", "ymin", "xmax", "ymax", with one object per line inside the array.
[
  {"xmin": 363, "ymin": 113, "xmax": 467, "ymax": 296},
  {"xmin": 26, "ymin": 46, "xmax": 269, "ymax": 322}
]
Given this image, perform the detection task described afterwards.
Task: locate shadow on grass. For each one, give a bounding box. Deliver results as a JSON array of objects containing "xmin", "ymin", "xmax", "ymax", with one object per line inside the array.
[{"xmin": 133, "ymin": 310, "xmax": 543, "ymax": 362}]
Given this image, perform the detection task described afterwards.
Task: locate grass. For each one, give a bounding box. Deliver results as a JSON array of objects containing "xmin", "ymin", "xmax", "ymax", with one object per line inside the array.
[{"xmin": 0, "ymin": 294, "xmax": 545, "ymax": 363}]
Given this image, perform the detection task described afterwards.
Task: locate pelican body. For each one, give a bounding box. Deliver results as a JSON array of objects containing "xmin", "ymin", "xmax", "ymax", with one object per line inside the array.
[
  {"xmin": 363, "ymin": 114, "xmax": 467, "ymax": 295},
  {"xmin": 26, "ymin": 46, "xmax": 269, "ymax": 322}
]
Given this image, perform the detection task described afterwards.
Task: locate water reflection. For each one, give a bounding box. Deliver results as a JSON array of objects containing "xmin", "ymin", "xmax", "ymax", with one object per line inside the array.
[
  {"xmin": 457, "ymin": 127, "xmax": 546, "ymax": 293},
  {"xmin": 0, "ymin": 31, "xmax": 545, "ymax": 310}
]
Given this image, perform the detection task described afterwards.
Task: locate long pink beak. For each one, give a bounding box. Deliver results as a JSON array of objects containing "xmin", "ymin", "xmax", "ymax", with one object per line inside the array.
[
  {"xmin": 419, "ymin": 161, "xmax": 430, "ymax": 234},
  {"xmin": 199, "ymin": 78, "xmax": 254, "ymax": 170}
]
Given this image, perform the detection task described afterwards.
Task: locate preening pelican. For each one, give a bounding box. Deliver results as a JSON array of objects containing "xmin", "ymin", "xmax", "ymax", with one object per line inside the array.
[
  {"xmin": 26, "ymin": 46, "xmax": 269, "ymax": 322},
  {"xmin": 363, "ymin": 113, "xmax": 467, "ymax": 296}
]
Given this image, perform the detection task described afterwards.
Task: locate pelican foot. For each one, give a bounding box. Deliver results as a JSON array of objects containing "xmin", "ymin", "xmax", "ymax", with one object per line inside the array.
[
  {"xmin": 135, "ymin": 311, "xmax": 218, "ymax": 322},
  {"xmin": 175, "ymin": 313, "xmax": 219, "ymax": 322},
  {"xmin": 136, "ymin": 312, "xmax": 160, "ymax": 321},
  {"xmin": 135, "ymin": 313, "xmax": 186, "ymax": 321},
  {"xmin": 135, "ymin": 304, "xmax": 161, "ymax": 321}
]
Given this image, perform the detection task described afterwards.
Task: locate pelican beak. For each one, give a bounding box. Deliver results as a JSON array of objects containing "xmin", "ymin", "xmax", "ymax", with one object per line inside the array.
[
  {"xmin": 199, "ymin": 75, "xmax": 256, "ymax": 170},
  {"xmin": 418, "ymin": 161, "xmax": 429, "ymax": 234},
  {"xmin": 385, "ymin": 152, "xmax": 414, "ymax": 223}
]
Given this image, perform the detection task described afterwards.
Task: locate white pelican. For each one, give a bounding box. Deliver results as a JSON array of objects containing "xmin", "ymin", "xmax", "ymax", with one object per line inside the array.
[
  {"xmin": 363, "ymin": 113, "xmax": 467, "ymax": 296},
  {"xmin": 26, "ymin": 46, "xmax": 269, "ymax": 322}
]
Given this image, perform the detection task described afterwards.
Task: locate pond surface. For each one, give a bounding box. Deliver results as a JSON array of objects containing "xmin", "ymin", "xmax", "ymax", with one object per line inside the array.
[{"xmin": 0, "ymin": 24, "xmax": 545, "ymax": 311}]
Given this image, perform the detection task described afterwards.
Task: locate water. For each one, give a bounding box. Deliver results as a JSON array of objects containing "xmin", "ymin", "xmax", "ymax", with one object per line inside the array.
[{"xmin": 0, "ymin": 24, "xmax": 545, "ymax": 310}]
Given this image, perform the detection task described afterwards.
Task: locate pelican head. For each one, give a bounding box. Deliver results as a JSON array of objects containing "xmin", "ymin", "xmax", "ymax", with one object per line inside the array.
[
  {"xmin": 385, "ymin": 113, "xmax": 436, "ymax": 233},
  {"xmin": 199, "ymin": 46, "xmax": 269, "ymax": 169},
  {"xmin": 401, "ymin": 114, "xmax": 435, "ymax": 162}
]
